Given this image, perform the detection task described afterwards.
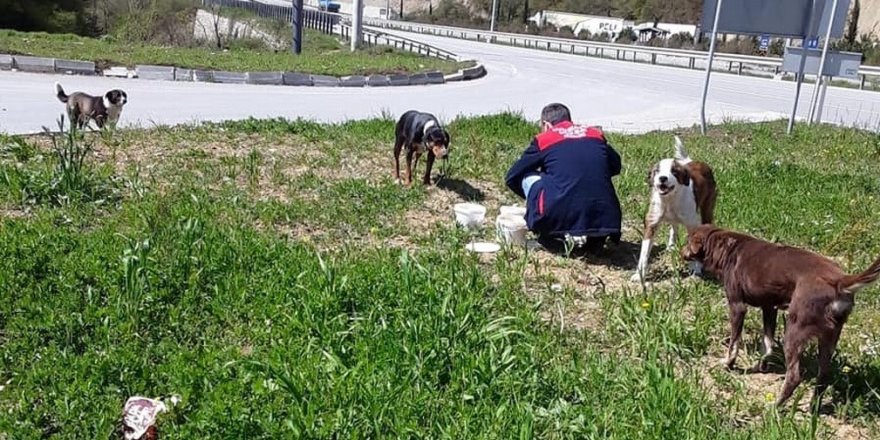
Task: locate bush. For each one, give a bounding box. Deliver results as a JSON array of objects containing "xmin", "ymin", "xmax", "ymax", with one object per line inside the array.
[
  {"xmin": 667, "ymin": 32, "xmax": 693, "ymax": 49},
  {"xmin": 615, "ymin": 26, "xmax": 637, "ymax": 44},
  {"xmin": 769, "ymin": 38, "xmax": 785, "ymax": 56},
  {"xmin": 1, "ymin": 117, "xmax": 117, "ymax": 206},
  {"xmin": 558, "ymin": 25, "xmax": 575, "ymax": 37},
  {"xmin": 576, "ymin": 29, "xmax": 591, "ymax": 40},
  {"xmin": 646, "ymin": 36, "xmax": 665, "ymax": 47},
  {"xmin": 590, "ymin": 31, "xmax": 611, "ymax": 42},
  {"xmin": 105, "ymin": 0, "xmax": 198, "ymax": 45}
]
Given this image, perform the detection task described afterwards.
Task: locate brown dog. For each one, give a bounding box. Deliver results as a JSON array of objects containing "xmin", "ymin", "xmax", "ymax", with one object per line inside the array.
[{"xmin": 681, "ymin": 224, "xmax": 880, "ymax": 407}]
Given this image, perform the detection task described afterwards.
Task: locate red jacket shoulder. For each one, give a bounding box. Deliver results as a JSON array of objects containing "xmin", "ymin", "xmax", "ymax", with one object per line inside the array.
[{"xmin": 535, "ymin": 124, "xmax": 606, "ymax": 151}]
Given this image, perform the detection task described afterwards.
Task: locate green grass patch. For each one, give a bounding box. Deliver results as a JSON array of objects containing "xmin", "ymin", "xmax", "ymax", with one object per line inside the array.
[
  {"xmin": 0, "ymin": 28, "xmax": 465, "ymax": 75},
  {"xmin": 1, "ymin": 115, "xmax": 880, "ymax": 438}
]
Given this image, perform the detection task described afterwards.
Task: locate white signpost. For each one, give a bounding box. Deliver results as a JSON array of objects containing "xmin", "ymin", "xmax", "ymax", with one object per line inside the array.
[{"xmin": 699, "ymin": 0, "xmax": 850, "ymax": 134}]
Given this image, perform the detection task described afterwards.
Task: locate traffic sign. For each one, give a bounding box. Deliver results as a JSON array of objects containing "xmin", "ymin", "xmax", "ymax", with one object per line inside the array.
[{"xmin": 759, "ymin": 34, "xmax": 770, "ymax": 50}]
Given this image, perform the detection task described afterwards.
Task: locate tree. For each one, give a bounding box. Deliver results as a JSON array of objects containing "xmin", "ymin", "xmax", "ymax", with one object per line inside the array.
[
  {"xmin": 845, "ymin": 0, "xmax": 860, "ymax": 48},
  {"xmin": 0, "ymin": 0, "xmax": 86, "ymax": 33}
]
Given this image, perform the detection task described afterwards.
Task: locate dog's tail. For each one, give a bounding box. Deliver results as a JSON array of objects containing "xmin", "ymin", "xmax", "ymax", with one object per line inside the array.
[
  {"xmin": 55, "ymin": 82, "xmax": 68, "ymax": 103},
  {"xmin": 674, "ymin": 135, "xmax": 691, "ymax": 164},
  {"xmin": 838, "ymin": 255, "xmax": 880, "ymax": 294}
]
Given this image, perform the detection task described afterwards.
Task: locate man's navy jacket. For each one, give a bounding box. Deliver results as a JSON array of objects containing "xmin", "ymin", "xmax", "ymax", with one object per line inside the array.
[{"xmin": 505, "ymin": 121, "xmax": 622, "ymax": 238}]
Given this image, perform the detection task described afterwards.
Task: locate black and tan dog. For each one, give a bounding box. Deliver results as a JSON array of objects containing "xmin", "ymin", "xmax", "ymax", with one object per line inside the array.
[
  {"xmin": 55, "ymin": 82, "xmax": 128, "ymax": 129},
  {"xmin": 393, "ymin": 110, "xmax": 450, "ymax": 185}
]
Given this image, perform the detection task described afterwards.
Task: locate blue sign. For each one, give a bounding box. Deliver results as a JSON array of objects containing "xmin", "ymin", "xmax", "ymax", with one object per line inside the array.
[
  {"xmin": 806, "ymin": 37, "xmax": 819, "ymax": 49},
  {"xmin": 759, "ymin": 34, "xmax": 770, "ymax": 50}
]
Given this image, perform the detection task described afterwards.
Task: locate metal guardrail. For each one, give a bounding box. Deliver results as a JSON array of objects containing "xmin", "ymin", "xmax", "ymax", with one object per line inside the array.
[
  {"xmin": 202, "ymin": 0, "xmax": 463, "ymax": 62},
  {"xmin": 202, "ymin": 0, "xmax": 340, "ymax": 34},
  {"xmin": 341, "ymin": 25, "xmax": 461, "ymax": 61},
  {"xmin": 361, "ymin": 17, "xmax": 880, "ymax": 89}
]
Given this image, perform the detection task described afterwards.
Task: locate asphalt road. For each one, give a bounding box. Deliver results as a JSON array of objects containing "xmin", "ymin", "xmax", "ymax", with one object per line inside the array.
[{"xmin": 2, "ymin": 27, "xmax": 880, "ymax": 134}]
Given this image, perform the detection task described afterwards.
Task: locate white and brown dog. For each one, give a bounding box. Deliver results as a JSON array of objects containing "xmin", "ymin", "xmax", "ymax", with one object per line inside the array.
[
  {"xmin": 631, "ymin": 136, "xmax": 717, "ymax": 283},
  {"xmin": 55, "ymin": 82, "xmax": 128, "ymax": 130}
]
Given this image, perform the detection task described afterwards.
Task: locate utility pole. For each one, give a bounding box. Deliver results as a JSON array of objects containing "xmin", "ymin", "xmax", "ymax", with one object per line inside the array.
[
  {"xmin": 490, "ymin": 0, "xmax": 498, "ymax": 31},
  {"xmin": 351, "ymin": 0, "xmax": 363, "ymax": 51},
  {"xmin": 292, "ymin": 0, "xmax": 303, "ymax": 54}
]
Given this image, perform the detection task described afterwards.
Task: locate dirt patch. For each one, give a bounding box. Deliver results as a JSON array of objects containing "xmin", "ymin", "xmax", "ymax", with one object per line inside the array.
[
  {"xmin": 0, "ymin": 208, "xmax": 30, "ymax": 220},
  {"xmin": 696, "ymin": 352, "xmax": 880, "ymax": 439}
]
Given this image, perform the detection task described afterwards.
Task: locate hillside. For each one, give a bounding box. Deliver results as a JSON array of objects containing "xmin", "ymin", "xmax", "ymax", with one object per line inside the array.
[{"xmin": 859, "ymin": 0, "xmax": 880, "ymax": 35}]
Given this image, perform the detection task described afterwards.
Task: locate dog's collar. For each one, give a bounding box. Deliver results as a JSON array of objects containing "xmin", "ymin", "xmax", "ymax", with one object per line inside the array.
[{"xmin": 422, "ymin": 120, "xmax": 437, "ymax": 136}]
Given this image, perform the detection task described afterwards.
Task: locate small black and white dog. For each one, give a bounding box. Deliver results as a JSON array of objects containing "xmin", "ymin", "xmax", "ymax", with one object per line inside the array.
[
  {"xmin": 55, "ymin": 82, "xmax": 128, "ymax": 129},
  {"xmin": 393, "ymin": 110, "xmax": 450, "ymax": 185}
]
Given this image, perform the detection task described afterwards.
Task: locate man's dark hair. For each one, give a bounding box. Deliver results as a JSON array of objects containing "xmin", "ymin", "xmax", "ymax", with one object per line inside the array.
[{"xmin": 540, "ymin": 103, "xmax": 572, "ymax": 125}]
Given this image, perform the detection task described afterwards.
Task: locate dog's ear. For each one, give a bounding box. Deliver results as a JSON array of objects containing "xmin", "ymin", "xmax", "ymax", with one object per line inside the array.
[
  {"xmin": 671, "ymin": 162, "xmax": 690, "ymax": 186},
  {"xmin": 442, "ymin": 129, "xmax": 450, "ymax": 145}
]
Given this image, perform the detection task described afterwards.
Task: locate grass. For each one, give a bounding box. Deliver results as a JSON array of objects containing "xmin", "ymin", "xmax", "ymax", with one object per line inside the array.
[
  {"xmin": 1, "ymin": 114, "xmax": 880, "ymax": 438},
  {"xmin": 0, "ymin": 28, "xmax": 465, "ymax": 76}
]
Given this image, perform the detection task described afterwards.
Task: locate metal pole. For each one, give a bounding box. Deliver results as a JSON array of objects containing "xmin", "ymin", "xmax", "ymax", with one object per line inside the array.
[
  {"xmin": 787, "ymin": 0, "xmax": 818, "ymax": 134},
  {"xmin": 490, "ymin": 0, "xmax": 498, "ymax": 32},
  {"xmin": 815, "ymin": 76, "xmax": 829, "ymax": 122},
  {"xmin": 292, "ymin": 0, "xmax": 303, "ymax": 54},
  {"xmin": 699, "ymin": 0, "xmax": 723, "ymax": 135},
  {"xmin": 809, "ymin": 0, "xmax": 839, "ymax": 124},
  {"xmin": 351, "ymin": 0, "xmax": 363, "ymax": 50},
  {"xmin": 385, "ymin": 0, "xmax": 390, "ymax": 19}
]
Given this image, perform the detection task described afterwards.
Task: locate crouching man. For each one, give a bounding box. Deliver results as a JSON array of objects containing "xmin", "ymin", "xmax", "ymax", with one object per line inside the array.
[{"xmin": 505, "ymin": 103, "xmax": 623, "ymax": 253}]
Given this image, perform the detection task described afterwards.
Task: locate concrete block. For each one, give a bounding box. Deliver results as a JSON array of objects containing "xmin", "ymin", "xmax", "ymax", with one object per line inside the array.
[
  {"xmin": 0, "ymin": 54, "xmax": 14, "ymax": 70},
  {"xmin": 14, "ymin": 56, "xmax": 55, "ymax": 73},
  {"xmin": 311, "ymin": 75, "xmax": 340, "ymax": 87},
  {"xmin": 104, "ymin": 66, "xmax": 133, "ymax": 78},
  {"xmin": 339, "ymin": 75, "xmax": 366, "ymax": 87},
  {"xmin": 444, "ymin": 72, "xmax": 464, "ymax": 82},
  {"xmin": 283, "ymin": 72, "xmax": 313, "ymax": 86},
  {"xmin": 462, "ymin": 64, "xmax": 487, "ymax": 80},
  {"xmin": 55, "ymin": 59, "xmax": 96, "ymax": 75},
  {"xmin": 213, "ymin": 71, "xmax": 248, "ymax": 84},
  {"xmin": 247, "ymin": 71, "xmax": 283, "ymax": 85},
  {"xmin": 367, "ymin": 74, "xmax": 390, "ymax": 87},
  {"xmin": 193, "ymin": 70, "xmax": 214, "ymax": 82},
  {"xmin": 408, "ymin": 73, "xmax": 428, "ymax": 85},
  {"xmin": 425, "ymin": 71, "xmax": 445, "ymax": 85},
  {"xmin": 175, "ymin": 68, "xmax": 194, "ymax": 81},
  {"xmin": 388, "ymin": 74, "xmax": 410, "ymax": 86},
  {"xmin": 136, "ymin": 65, "xmax": 175, "ymax": 81}
]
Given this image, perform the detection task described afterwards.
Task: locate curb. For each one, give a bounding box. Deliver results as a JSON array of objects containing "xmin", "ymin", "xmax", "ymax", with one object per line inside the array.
[
  {"xmin": 55, "ymin": 59, "xmax": 95, "ymax": 76},
  {"xmin": 14, "ymin": 55, "xmax": 55, "ymax": 73},
  {"xmin": 0, "ymin": 54, "xmax": 12, "ymax": 70},
  {"xmin": 0, "ymin": 54, "xmax": 487, "ymax": 88}
]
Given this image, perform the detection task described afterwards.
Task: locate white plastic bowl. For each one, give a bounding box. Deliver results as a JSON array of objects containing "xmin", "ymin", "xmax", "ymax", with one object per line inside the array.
[
  {"xmin": 496, "ymin": 213, "xmax": 528, "ymax": 246},
  {"xmin": 453, "ymin": 203, "xmax": 487, "ymax": 228},
  {"xmin": 499, "ymin": 205, "xmax": 527, "ymax": 218},
  {"xmin": 465, "ymin": 241, "xmax": 501, "ymax": 253}
]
